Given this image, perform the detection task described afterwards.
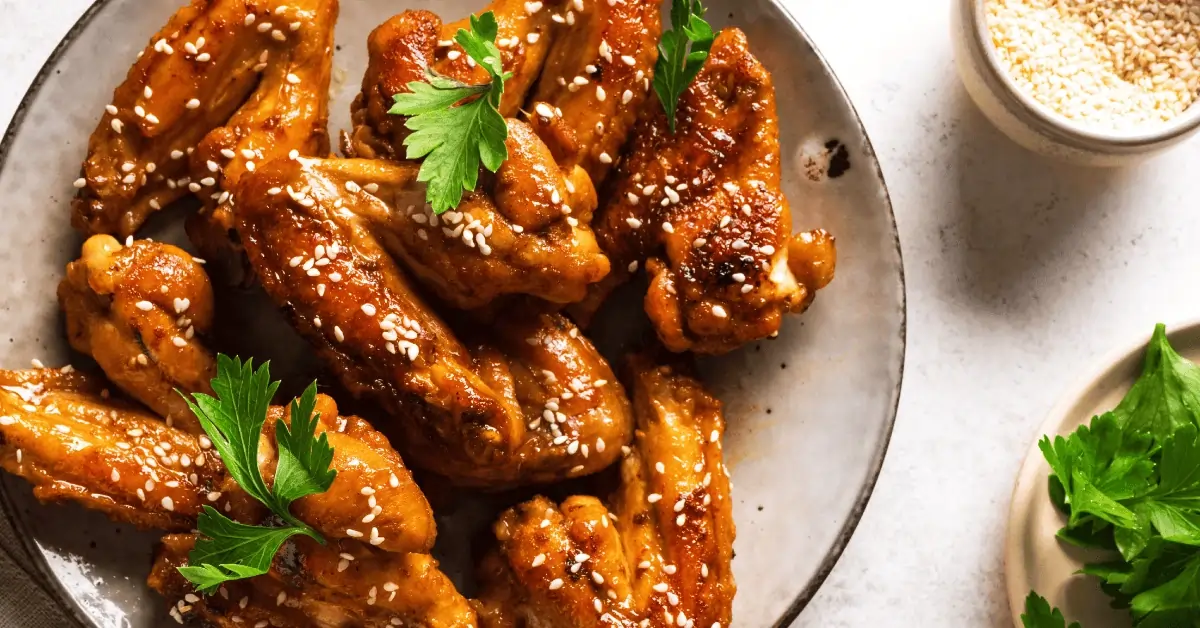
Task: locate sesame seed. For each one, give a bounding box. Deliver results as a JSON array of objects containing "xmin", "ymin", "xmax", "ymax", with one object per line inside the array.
[
  {"xmin": 653, "ymin": 582, "xmax": 668, "ymax": 593},
  {"xmin": 532, "ymin": 553, "xmax": 546, "ymax": 567},
  {"xmin": 447, "ymin": 50, "xmax": 462, "ymax": 60},
  {"xmin": 676, "ymin": 513, "xmax": 686, "ymax": 525},
  {"xmin": 136, "ymin": 300, "xmax": 153, "ymax": 311},
  {"xmin": 596, "ymin": 85, "xmax": 606, "ymax": 101},
  {"xmin": 172, "ymin": 337, "xmax": 187, "ymax": 348},
  {"xmin": 196, "ymin": 52, "xmax": 210, "ymax": 62},
  {"xmin": 622, "ymin": 89, "xmax": 633, "ymax": 104},
  {"xmin": 662, "ymin": 222, "xmax": 674, "ymax": 234},
  {"xmin": 599, "ymin": 152, "xmax": 612, "ymax": 164},
  {"xmin": 105, "ymin": 104, "xmax": 118, "ymax": 115},
  {"xmin": 656, "ymin": 462, "xmax": 666, "ymax": 473},
  {"xmin": 345, "ymin": 528, "xmax": 363, "ymax": 538},
  {"xmin": 535, "ymin": 103, "xmax": 556, "ymax": 118},
  {"xmin": 668, "ymin": 591, "xmax": 680, "ymax": 605},
  {"xmin": 73, "ymin": 177, "xmax": 87, "ymax": 189},
  {"xmin": 244, "ymin": 13, "xmax": 256, "ymax": 25},
  {"xmin": 628, "ymin": 260, "xmax": 639, "ymax": 272},
  {"xmin": 334, "ymin": 326, "xmax": 344, "ymax": 342},
  {"xmin": 549, "ymin": 578, "xmax": 564, "ymax": 590},
  {"xmin": 593, "ymin": 571, "xmax": 605, "ymax": 584},
  {"xmin": 647, "ymin": 493, "xmax": 662, "ymax": 503},
  {"xmin": 362, "ymin": 303, "xmax": 377, "ymax": 316},
  {"xmin": 111, "ymin": 119, "xmax": 124, "ymax": 133},
  {"xmin": 162, "ymin": 496, "xmax": 174, "ymax": 511}
]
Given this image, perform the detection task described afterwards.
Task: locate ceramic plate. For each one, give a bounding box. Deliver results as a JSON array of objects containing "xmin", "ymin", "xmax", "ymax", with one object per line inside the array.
[
  {"xmin": 0, "ymin": 0, "xmax": 904, "ymax": 626},
  {"xmin": 1004, "ymin": 322, "xmax": 1200, "ymax": 628}
]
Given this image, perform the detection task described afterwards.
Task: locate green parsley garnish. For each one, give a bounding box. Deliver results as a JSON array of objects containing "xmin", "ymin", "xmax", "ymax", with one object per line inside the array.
[
  {"xmin": 176, "ymin": 355, "xmax": 336, "ymax": 593},
  {"xmin": 1021, "ymin": 591, "xmax": 1082, "ymax": 628},
  {"xmin": 388, "ymin": 11, "xmax": 511, "ymax": 214},
  {"xmin": 653, "ymin": 0, "xmax": 715, "ymax": 133},
  {"xmin": 1035, "ymin": 324, "xmax": 1200, "ymax": 625}
]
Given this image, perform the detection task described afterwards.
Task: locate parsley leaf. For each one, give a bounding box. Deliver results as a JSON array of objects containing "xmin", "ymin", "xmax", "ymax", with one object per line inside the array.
[
  {"xmin": 1113, "ymin": 323, "xmax": 1200, "ymax": 440},
  {"xmin": 1021, "ymin": 591, "xmax": 1082, "ymax": 628},
  {"xmin": 388, "ymin": 11, "xmax": 510, "ymax": 214},
  {"xmin": 176, "ymin": 356, "xmax": 336, "ymax": 593},
  {"xmin": 653, "ymin": 0, "xmax": 715, "ymax": 133},
  {"xmin": 1037, "ymin": 324, "xmax": 1200, "ymax": 625}
]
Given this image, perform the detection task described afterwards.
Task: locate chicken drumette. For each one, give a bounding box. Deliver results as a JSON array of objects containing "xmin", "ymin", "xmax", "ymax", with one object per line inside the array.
[
  {"xmin": 234, "ymin": 156, "xmax": 633, "ymax": 487},
  {"xmin": 59, "ymin": 234, "xmax": 217, "ymax": 434},
  {"xmin": 71, "ymin": 0, "xmax": 337, "ymax": 242},
  {"xmin": 475, "ymin": 353, "xmax": 735, "ymax": 627},
  {"xmin": 590, "ymin": 28, "xmax": 836, "ymax": 354}
]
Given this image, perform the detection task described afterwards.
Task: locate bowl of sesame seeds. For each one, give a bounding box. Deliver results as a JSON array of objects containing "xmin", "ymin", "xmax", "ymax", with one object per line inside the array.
[{"xmin": 953, "ymin": 0, "xmax": 1200, "ymax": 165}]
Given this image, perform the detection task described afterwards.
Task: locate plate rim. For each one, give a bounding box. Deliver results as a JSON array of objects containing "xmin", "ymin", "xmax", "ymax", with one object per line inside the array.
[
  {"xmin": 0, "ymin": 0, "xmax": 907, "ymax": 626},
  {"xmin": 1003, "ymin": 318, "xmax": 1200, "ymax": 628}
]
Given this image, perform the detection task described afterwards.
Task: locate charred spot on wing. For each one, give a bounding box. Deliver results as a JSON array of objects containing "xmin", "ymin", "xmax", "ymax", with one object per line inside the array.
[{"xmin": 825, "ymin": 139, "xmax": 850, "ymax": 179}]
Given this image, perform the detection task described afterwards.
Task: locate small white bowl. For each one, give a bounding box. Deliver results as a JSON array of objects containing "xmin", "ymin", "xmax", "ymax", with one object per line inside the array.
[{"xmin": 952, "ymin": 0, "xmax": 1200, "ymax": 166}]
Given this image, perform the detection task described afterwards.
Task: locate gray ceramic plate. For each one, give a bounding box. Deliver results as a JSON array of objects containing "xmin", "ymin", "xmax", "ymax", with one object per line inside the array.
[{"xmin": 0, "ymin": 0, "xmax": 904, "ymax": 626}]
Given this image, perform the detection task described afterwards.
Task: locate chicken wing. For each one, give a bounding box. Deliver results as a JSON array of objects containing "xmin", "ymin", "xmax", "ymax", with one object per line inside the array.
[
  {"xmin": 525, "ymin": 0, "xmax": 660, "ymax": 185},
  {"xmin": 234, "ymin": 157, "xmax": 633, "ymax": 486},
  {"xmin": 591, "ymin": 28, "xmax": 836, "ymax": 354},
  {"xmin": 149, "ymin": 534, "xmax": 477, "ymax": 627},
  {"xmin": 59, "ymin": 235, "xmax": 216, "ymax": 434},
  {"xmin": 71, "ymin": 0, "xmax": 337, "ymax": 238},
  {"xmin": 348, "ymin": 1, "xmax": 563, "ymax": 162},
  {"xmin": 0, "ymin": 368, "xmax": 237, "ymax": 530},
  {"xmin": 475, "ymin": 353, "xmax": 734, "ymax": 628}
]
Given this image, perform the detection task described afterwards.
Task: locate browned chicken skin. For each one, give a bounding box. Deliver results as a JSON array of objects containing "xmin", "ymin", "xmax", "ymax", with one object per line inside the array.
[
  {"xmin": 349, "ymin": 0, "xmax": 564, "ymax": 162},
  {"xmin": 349, "ymin": 8, "xmax": 611, "ymax": 308},
  {"xmin": 526, "ymin": 0, "xmax": 660, "ymax": 185},
  {"xmin": 71, "ymin": 0, "xmax": 337, "ymax": 239},
  {"xmin": 59, "ymin": 235, "xmax": 216, "ymax": 434},
  {"xmin": 591, "ymin": 28, "xmax": 836, "ymax": 354},
  {"xmin": 234, "ymin": 156, "xmax": 634, "ymax": 486},
  {"xmin": 150, "ymin": 534, "xmax": 477, "ymax": 627},
  {"xmin": 0, "ymin": 368, "xmax": 240, "ymax": 530},
  {"xmin": 475, "ymin": 354, "xmax": 735, "ymax": 628}
]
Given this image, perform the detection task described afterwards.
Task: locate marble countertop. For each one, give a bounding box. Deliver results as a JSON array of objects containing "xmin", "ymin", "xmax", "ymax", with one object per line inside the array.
[{"xmin": 6, "ymin": 0, "xmax": 1200, "ymax": 625}]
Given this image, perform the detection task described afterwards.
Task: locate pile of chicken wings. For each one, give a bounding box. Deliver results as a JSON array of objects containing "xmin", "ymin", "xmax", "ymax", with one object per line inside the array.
[{"xmin": 0, "ymin": 0, "xmax": 836, "ymax": 624}]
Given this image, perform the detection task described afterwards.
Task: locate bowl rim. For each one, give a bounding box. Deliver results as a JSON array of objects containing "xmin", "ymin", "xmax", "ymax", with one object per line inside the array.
[
  {"xmin": 965, "ymin": 0, "xmax": 1200, "ymax": 148},
  {"xmin": 0, "ymin": 0, "xmax": 908, "ymax": 626}
]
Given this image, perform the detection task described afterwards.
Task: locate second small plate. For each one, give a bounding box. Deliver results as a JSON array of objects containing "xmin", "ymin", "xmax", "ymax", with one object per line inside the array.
[{"xmin": 1004, "ymin": 321, "xmax": 1200, "ymax": 628}]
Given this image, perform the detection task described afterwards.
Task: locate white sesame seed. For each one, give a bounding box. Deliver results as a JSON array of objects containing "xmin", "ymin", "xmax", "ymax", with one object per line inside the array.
[
  {"xmin": 596, "ymin": 85, "xmax": 606, "ymax": 101},
  {"xmin": 549, "ymin": 578, "xmax": 564, "ymax": 590},
  {"xmin": 136, "ymin": 300, "xmax": 154, "ymax": 311},
  {"xmin": 286, "ymin": 73, "xmax": 301, "ymax": 84},
  {"xmin": 653, "ymin": 582, "xmax": 669, "ymax": 593},
  {"xmin": 161, "ymin": 496, "xmax": 174, "ymax": 511},
  {"xmin": 345, "ymin": 528, "xmax": 363, "ymax": 538},
  {"xmin": 662, "ymin": 222, "xmax": 674, "ymax": 234},
  {"xmin": 656, "ymin": 462, "xmax": 666, "ymax": 473},
  {"xmin": 334, "ymin": 326, "xmax": 344, "ymax": 342},
  {"xmin": 111, "ymin": 118, "xmax": 124, "ymax": 133},
  {"xmin": 599, "ymin": 152, "xmax": 612, "ymax": 164},
  {"xmin": 648, "ymin": 493, "xmax": 662, "ymax": 503}
]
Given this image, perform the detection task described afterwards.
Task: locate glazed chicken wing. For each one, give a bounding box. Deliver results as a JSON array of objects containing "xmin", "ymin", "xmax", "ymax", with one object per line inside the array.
[
  {"xmin": 591, "ymin": 28, "xmax": 836, "ymax": 354},
  {"xmin": 71, "ymin": 0, "xmax": 337, "ymax": 238},
  {"xmin": 347, "ymin": 7, "xmax": 616, "ymax": 308},
  {"xmin": 59, "ymin": 235, "xmax": 216, "ymax": 434},
  {"xmin": 150, "ymin": 534, "xmax": 477, "ymax": 627},
  {"xmin": 475, "ymin": 353, "xmax": 734, "ymax": 628},
  {"xmin": 0, "ymin": 368, "xmax": 235, "ymax": 530},
  {"xmin": 234, "ymin": 157, "xmax": 633, "ymax": 486},
  {"xmin": 349, "ymin": 0, "xmax": 563, "ymax": 161},
  {"xmin": 526, "ymin": 0, "xmax": 660, "ymax": 185}
]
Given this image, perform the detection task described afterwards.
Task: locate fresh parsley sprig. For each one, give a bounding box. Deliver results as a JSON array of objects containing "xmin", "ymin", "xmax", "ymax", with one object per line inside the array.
[
  {"xmin": 1021, "ymin": 592, "xmax": 1082, "ymax": 628},
  {"xmin": 388, "ymin": 12, "xmax": 511, "ymax": 214},
  {"xmin": 1032, "ymin": 324, "xmax": 1200, "ymax": 625},
  {"xmin": 653, "ymin": 0, "xmax": 714, "ymax": 133},
  {"xmin": 176, "ymin": 355, "xmax": 336, "ymax": 593}
]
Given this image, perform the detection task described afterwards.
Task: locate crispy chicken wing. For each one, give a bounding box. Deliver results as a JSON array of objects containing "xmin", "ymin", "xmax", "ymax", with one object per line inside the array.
[
  {"xmin": 71, "ymin": 0, "xmax": 337, "ymax": 238},
  {"xmin": 59, "ymin": 235, "xmax": 216, "ymax": 434},
  {"xmin": 591, "ymin": 29, "xmax": 836, "ymax": 354},
  {"xmin": 525, "ymin": 0, "xmax": 660, "ymax": 185},
  {"xmin": 347, "ymin": 8, "xmax": 610, "ymax": 308},
  {"xmin": 475, "ymin": 353, "xmax": 734, "ymax": 628},
  {"xmin": 258, "ymin": 154, "xmax": 605, "ymax": 309},
  {"xmin": 348, "ymin": 1, "xmax": 563, "ymax": 161},
  {"xmin": 0, "ymin": 368, "xmax": 237, "ymax": 530},
  {"xmin": 265, "ymin": 394, "xmax": 437, "ymax": 554},
  {"xmin": 150, "ymin": 534, "xmax": 477, "ymax": 627},
  {"xmin": 234, "ymin": 157, "xmax": 633, "ymax": 486}
]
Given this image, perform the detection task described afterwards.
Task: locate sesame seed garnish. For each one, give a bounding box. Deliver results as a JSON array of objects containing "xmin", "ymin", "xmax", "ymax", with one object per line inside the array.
[
  {"xmin": 647, "ymin": 493, "xmax": 662, "ymax": 503},
  {"xmin": 162, "ymin": 496, "xmax": 174, "ymax": 511},
  {"xmin": 628, "ymin": 260, "xmax": 639, "ymax": 272},
  {"xmin": 532, "ymin": 553, "xmax": 546, "ymax": 567},
  {"xmin": 105, "ymin": 104, "xmax": 118, "ymax": 115},
  {"xmin": 549, "ymin": 578, "xmax": 564, "ymax": 591},
  {"xmin": 362, "ymin": 303, "xmax": 377, "ymax": 316},
  {"xmin": 345, "ymin": 528, "xmax": 363, "ymax": 538},
  {"xmin": 172, "ymin": 337, "xmax": 187, "ymax": 348},
  {"xmin": 111, "ymin": 119, "xmax": 124, "ymax": 133},
  {"xmin": 676, "ymin": 513, "xmax": 686, "ymax": 525},
  {"xmin": 713, "ymin": 305, "xmax": 728, "ymax": 318},
  {"xmin": 662, "ymin": 222, "xmax": 674, "ymax": 234},
  {"xmin": 136, "ymin": 300, "xmax": 154, "ymax": 311},
  {"xmin": 655, "ymin": 462, "xmax": 666, "ymax": 473},
  {"xmin": 626, "ymin": 217, "xmax": 642, "ymax": 228},
  {"xmin": 592, "ymin": 571, "xmax": 605, "ymax": 584},
  {"xmin": 73, "ymin": 177, "xmax": 87, "ymax": 189},
  {"xmin": 599, "ymin": 152, "xmax": 612, "ymax": 164},
  {"xmin": 653, "ymin": 582, "xmax": 669, "ymax": 593},
  {"xmin": 668, "ymin": 591, "xmax": 680, "ymax": 605},
  {"xmin": 596, "ymin": 85, "xmax": 606, "ymax": 101},
  {"xmin": 334, "ymin": 326, "xmax": 344, "ymax": 342}
]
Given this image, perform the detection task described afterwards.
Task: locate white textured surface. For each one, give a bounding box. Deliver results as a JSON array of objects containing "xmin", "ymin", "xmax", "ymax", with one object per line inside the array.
[{"xmin": 6, "ymin": 0, "xmax": 1200, "ymax": 626}]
